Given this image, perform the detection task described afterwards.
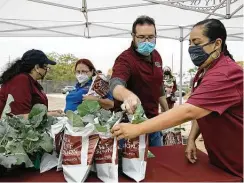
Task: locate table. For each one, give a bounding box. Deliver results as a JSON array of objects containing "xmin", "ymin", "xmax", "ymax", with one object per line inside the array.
[{"xmin": 0, "ymin": 145, "xmax": 242, "ymax": 182}]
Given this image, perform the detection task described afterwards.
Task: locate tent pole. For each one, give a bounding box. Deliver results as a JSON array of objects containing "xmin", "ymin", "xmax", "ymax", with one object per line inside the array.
[
  {"xmin": 179, "ymin": 27, "xmax": 183, "ymax": 105},
  {"xmin": 226, "ymin": 0, "xmax": 231, "ymax": 18},
  {"xmin": 82, "ymin": 0, "xmax": 90, "ymax": 38}
]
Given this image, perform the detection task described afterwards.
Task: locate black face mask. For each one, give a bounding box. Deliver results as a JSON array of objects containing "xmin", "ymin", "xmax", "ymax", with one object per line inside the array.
[
  {"xmin": 35, "ymin": 68, "xmax": 47, "ymax": 80},
  {"xmin": 188, "ymin": 41, "xmax": 216, "ymax": 67},
  {"xmin": 164, "ymin": 71, "xmax": 171, "ymax": 75}
]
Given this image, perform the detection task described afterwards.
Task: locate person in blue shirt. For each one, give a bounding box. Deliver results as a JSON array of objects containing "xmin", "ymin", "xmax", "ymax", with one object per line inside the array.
[{"xmin": 64, "ymin": 59, "xmax": 114, "ymax": 112}]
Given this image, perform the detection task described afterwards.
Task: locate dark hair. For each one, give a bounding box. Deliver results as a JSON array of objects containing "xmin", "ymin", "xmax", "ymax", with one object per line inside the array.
[
  {"xmin": 164, "ymin": 66, "xmax": 174, "ymax": 78},
  {"xmin": 132, "ymin": 15, "xmax": 156, "ymax": 34},
  {"xmin": 96, "ymin": 70, "xmax": 102, "ymax": 74},
  {"xmin": 193, "ymin": 19, "xmax": 234, "ymax": 60},
  {"xmin": 75, "ymin": 59, "xmax": 96, "ymax": 76},
  {"xmin": 0, "ymin": 59, "xmax": 44, "ymax": 84}
]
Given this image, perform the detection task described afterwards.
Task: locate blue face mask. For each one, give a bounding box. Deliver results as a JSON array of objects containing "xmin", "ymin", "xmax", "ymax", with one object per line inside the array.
[{"xmin": 136, "ymin": 42, "xmax": 156, "ymax": 56}]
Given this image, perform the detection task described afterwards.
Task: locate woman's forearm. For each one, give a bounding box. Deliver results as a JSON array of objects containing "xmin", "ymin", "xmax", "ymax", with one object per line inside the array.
[
  {"xmin": 138, "ymin": 103, "xmax": 210, "ymax": 135},
  {"xmin": 138, "ymin": 104, "xmax": 194, "ymax": 135},
  {"xmin": 188, "ymin": 120, "xmax": 201, "ymax": 141}
]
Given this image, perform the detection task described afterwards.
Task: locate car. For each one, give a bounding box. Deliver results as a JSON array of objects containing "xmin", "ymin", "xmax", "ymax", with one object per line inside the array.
[
  {"xmin": 175, "ymin": 89, "xmax": 186, "ymax": 97},
  {"xmin": 61, "ymin": 86, "xmax": 75, "ymax": 94}
]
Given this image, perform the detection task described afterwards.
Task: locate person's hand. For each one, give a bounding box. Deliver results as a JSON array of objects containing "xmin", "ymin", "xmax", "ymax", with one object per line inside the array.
[
  {"xmin": 83, "ymin": 95, "xmax": 99, "ymax": 101},
  {"xmin": 111, "ymin": 123, "xmax": 141, "ymax": 140},
  {"xmin": 185, "ymin": 139, "xmax": 198, "ymax": 163},
  {"xmin": 48, "ymin": 109, "xmax": 64, "ymax": 117},
  {"xmin": 122, "ymin": 94, "xmax": 141, "ymax": 114}
]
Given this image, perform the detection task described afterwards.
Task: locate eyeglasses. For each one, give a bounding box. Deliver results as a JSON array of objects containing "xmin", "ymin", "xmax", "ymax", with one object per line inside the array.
[
  {"xmin": 42, "ymin": 65, "xmax": 51, "ymax": 71},
  {"xmin": 134, "ymin": 34, "xmax": 157, "ymax": 42},
  {"xmin": 75, "ymin": 70, "xmax": 91, "ymax": 74}
]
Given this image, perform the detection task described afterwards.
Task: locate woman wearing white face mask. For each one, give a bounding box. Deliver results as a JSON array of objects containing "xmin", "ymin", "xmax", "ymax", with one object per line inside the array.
[{"xmin": 64, "ymin": 59, "xmax": 114, "ymax": 112}]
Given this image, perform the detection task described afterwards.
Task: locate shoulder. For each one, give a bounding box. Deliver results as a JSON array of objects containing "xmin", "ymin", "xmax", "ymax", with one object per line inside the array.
[
  {"xmin": 153, "ymin": 49, "xmax": 162, "ymax": 60},
  {"xmin": 207, "ymin": 55, "xmax": 243, "ymax": 81},
  {"xmin": 13, "ymin": 73, "xmax": 29, "ymax": 81},
  {"xmin": 8, "ymin": 73, "xmax": 30, "ymax": 85},
  {"xmin": 115, "ymin": 48, "xmax": 134, "ymax": 63}
]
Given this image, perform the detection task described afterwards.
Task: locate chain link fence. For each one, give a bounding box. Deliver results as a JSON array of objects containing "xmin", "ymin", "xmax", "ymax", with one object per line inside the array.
[{"xmin": 39, "ymin": 80, "xmax": 76, "ymax": 94}]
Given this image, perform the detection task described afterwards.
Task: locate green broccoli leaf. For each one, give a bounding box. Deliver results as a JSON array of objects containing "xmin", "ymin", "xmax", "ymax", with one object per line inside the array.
[
  {"xmin": 131, "ymin": 104, "xmax": 147, "ymax": 124},
  {"xmin": 147, "ymin": 150, "xmax": 155, "ymax": 158},
  {"xmin": 26, "ymin": 130, "xmax": 39, "ymax": 142},
  {"xmin": 38, "ymin": 133, "xmax": 53, "ymax": 153},
  {"xmin": 28, "ymin": 104, "xmax": 47, "ymax": 128},
  {"xmin": 77, "ymin": 100, "xmax": 100, "ymax": 117},
  {"xmin": 66, "ymin": 110, "xmax": 84, "ymax": 128},
  {"xmin": 5, "ymin": 141, "xmax": 33, "ymax": 167},
  {"xmin": 95, "ymin": 124, "xmax": 108, "ymax": 133}
]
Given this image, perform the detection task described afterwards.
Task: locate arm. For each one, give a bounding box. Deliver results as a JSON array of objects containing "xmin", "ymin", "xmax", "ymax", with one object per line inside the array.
[
  {"xmin": 112, "ymin": 103, "xmax": 211, "ymax": 139},
  {"xmin": 109, "ymin": 56, "xmax": 140, "ymax": 114},
  {"xmin": 159, "ymin": 84, "xmax": 169, "ymax": 112},
  {"xmin": 138, "ymin": 103, "xmax": 210, "ymax": 135},
  {"xmin": 98, "ymin": 98, "xmax": 114, "ymax": 110},
  {"xmin": 112, "ymin": 72, "xmax": 241, "ymax": 140},
  {"xmin": 188, "ymin": 120, "xmax": 201, "ymax": 142},
  {"xmin": 185, "ymin": 120, "xmax": 200, "ymax": 163},
  {"xmin": 112, "ymin": 85, "xmax": 137, "ymax": 102}
]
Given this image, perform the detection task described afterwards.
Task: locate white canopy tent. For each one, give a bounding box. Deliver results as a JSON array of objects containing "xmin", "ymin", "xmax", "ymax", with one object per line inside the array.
[{"xmin": 0, "ymin": 0, "xmax": 243, "ymax": 103}]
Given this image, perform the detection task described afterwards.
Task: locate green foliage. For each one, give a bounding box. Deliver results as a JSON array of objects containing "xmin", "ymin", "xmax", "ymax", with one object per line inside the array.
[
  {"xmin": 77, "ymin": 100, "xmax": 101, "ymax": 117},
  {"xmin": 0, "ymin": 96, "xmax": 56, "ymax": 169},
  {"xmin": 131, "ymin": 104, "xmax": 147, "ymax": 124},
  {"xmin": 66, "ymin": 100, "xmax": 122, "ymax": 132},
  {"xmin": 45, "ymin": 52, "xmax": 78, "ymax": 81}
]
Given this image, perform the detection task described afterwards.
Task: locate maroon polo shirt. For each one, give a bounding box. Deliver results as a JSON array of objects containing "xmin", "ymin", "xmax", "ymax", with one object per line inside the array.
[
  {"xmin": 112, "ymin": 44, "xmax": 163, "ymax": 118},
  {"xmin": 0, "ymin": 73, "xmax": 48, "ymax": 116},
  {"xmin": 187, "ymin": 53, "xmax": 243, "ymax": 178}
]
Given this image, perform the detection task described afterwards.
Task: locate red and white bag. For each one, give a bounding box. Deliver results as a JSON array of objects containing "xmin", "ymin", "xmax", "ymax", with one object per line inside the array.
[
  {"xmin": 122, "ymin": 135, "xmax": 148, "ymax": 182},
  {"xmin": 87, "ymin": 74, "xmax": 110, "ymax": 98},
  {"xmin": 94, "ymin": 135, "xmax": 118, "ymax": 182},
  {"xmin": 93, "ymin": 113, "xmax": 122, "ymax": 182},
  {"xmin": 59, "ymin": 123, "xmax": 99, "ymax": 183},
  {"xmin": 50, "ymin": 117, "xmax": 68, "ymax": 156}
]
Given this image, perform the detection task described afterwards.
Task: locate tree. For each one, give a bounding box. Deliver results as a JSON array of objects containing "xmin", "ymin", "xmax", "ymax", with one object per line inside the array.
[
  {"xmin": 45, "ymin": 52, "xmax": 78, "ymax": 81},
  {"xmin": 236, "ymin": 61, "xmax": 244, "ymax": 68},
  {"xmin": 188, "ymin": 66, "xmax": 197, "ymax": 79}
]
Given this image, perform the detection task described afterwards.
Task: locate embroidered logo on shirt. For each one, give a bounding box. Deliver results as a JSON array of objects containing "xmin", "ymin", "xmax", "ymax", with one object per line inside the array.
[{"xmin": 155, "ymin": 62, "xmax": 161, "ymax": 67}]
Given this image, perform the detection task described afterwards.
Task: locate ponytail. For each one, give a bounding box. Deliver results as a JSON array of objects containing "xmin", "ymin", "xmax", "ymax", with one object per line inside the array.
[
  {"xmin": 223, "ymin": 44, "xmax": 234, "ymax": 61},
  {"xmin": 0, "ymin": 59, "xmax": 35, "ymax": 84}
]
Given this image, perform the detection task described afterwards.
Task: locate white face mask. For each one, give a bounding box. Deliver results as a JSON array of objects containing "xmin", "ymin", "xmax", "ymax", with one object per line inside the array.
[{"xmin": 76, "ymin": 74, "xmax": 89, "ymax": 86}]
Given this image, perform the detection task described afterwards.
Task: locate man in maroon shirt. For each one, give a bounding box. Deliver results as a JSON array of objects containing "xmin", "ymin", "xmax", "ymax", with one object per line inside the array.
[{"xmin": 110, "ymin": 16, "xmax": 169, "ymax": 146}]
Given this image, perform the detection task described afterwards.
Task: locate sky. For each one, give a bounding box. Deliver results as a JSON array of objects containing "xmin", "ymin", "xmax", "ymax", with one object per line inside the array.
[{"xmin": 0, "ymin": 37, "xmax": 243, "ymax": 75}]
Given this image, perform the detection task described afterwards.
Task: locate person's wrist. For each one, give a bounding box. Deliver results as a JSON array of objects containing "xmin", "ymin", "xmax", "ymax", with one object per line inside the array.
[
  {"xmin": 188, "ymin": 137, "xmax": 196, "ymax": 142},
  {"xmin": 137, "ymin": 123, "xmax": 145, "ymax": 136}
]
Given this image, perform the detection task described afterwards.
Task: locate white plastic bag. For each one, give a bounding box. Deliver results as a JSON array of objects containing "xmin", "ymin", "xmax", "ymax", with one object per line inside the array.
[
  {"xmin": 122, "ymin": 105, "xmax": 149, "ymax": 182},
  {"xmin": 122, "ymin": 135, "xmax": 148, "ymax": 182},
  {"xmin": 40, "ymin": 152, "xmax": 58, "ymax": 173},
  {"xmin": 94, "ymin": 135, "xmax": 118, "ymax": 183},
  {"xmin": 93, "ymin": 112, "xmax": 122, "ymax": 183},
  {"xmin": 50, "ymin": 117, "xmax": 68, "ymax": 154},
  {"xmin": 60, "ymin": 123, "xmax": 99, "ymax": 183}
]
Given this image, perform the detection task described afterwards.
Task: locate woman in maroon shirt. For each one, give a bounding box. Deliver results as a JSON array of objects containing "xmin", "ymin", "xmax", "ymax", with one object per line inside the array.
[
  {"xmin": 0, "ymin": 49, "xmax": 62, "ymax": 117},
  {"xmin": 112, "ymin": 19, "xmax": 243, "ymax": 178}
]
